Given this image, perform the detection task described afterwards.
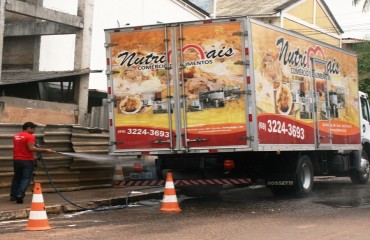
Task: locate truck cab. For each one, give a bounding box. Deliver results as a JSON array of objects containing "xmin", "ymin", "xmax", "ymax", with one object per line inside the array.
[
  {"xmin": 352, "ymin": 91, "xmax": 370, "ymax": 185},
  {"xmin": 360, "ymin": 91, "xmax": 370, "ymax": 159}
]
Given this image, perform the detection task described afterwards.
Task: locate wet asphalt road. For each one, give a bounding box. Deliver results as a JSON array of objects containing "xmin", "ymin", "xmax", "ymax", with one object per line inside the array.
[{"xmin": 1, "ymin": 177, "xmax": 370, "ymax": 240}]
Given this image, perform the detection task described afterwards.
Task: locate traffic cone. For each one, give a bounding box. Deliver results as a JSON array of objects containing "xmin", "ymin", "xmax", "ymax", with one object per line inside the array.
[
  {"xmin": 112, "ymin": 165, "xmax": 125, "ymax": 188},
  {"xmin": 23, "ymin": 183, "xmax": 52, "ymax": 231},
  {"xmin": 160, "ymin": 172, "xmax": 181, "ymax": 212}
]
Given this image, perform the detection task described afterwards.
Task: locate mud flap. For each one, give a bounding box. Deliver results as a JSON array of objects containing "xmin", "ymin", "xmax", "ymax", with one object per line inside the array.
[
  {"xmin": 265, "ymin": 154, "xmax": 313, "ymax": 197},
  {"xmin": 265, "ymin": 175, "xmax": 295, "ymax": 196},
  {"xmin": 264, "ymin": 154, "xmax": 296, "ymax": 196}
]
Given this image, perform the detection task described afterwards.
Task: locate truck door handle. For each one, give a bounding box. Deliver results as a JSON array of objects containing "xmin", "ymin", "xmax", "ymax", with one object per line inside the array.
[
  {"xmin": 150, "ymin": 139, "xmax": 171, "ymax": 144},
  {"xmin": 187, "ymin": 138, "xmax": 208, "ymax": 143}
]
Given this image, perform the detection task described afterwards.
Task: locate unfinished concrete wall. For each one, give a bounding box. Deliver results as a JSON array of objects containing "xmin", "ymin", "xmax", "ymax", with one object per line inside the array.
[
  {"xmin": 0, "ymin": 0, "xmax": 94, "ymax": 126},
  {"xmin": 3, "ymin": 0, "xmax": 42, "ymax": 71},
  {"xmin": 75, "ymin": 0, "xmax": 94, "ymax": 126},
  {"xmin": 2, "ymin": 36, "xmax": 35, "ymax": 70},
  {"xmin": 0, "ymin": 0, "xmax": 6, "ymax": 72},
  {"xmin": 0, "ymin": 96, "xmax": 78, "ymax": 124}
]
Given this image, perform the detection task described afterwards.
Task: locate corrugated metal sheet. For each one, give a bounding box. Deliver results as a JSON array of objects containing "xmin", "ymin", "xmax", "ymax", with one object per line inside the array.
[
  {"xmin": 70, "ymin": 125, "xmax": 114, "ymax": 189},
  {"xmin": 0, "ymin": 123, "xmax": 114, "ymax": 197},
  {"xmin": 89, "ymin": 104, "xmax": 109, "ymax": 129},
  {"xmin": 71, "ymin": 126, "xmax": 110, "ymax": 153}
]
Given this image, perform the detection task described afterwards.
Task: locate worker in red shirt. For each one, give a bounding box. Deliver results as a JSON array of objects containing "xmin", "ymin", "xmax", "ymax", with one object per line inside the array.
[{"xmin": 10, "ymin": 122, "xmax": 55, "ymax": 204}]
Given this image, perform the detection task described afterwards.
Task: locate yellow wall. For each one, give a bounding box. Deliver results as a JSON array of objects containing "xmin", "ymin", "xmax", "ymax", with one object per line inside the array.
[
  {"xmin": 283, "ymin": 18, "xmax": 340, "ymax": 47},
  {"xmin": 287, "ymin": 0, "xmax": 314, "ymax": 24},
  {"xmin": 283, "ymin": 0, "xmax": 340, "ymax": 47},
  {"xmin": 315, "ymin": 1, "xmax": 337, "ymax": 33}
]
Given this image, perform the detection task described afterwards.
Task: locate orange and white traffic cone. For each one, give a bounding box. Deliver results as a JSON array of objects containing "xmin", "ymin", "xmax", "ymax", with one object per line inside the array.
[
  {"xmin": 23, "ymin": 183, "xmax": 52, "ymax": 231},
  {"xmin": 160, "ymin": 172, "xmax": 181, "ymax": 212},
  {"xmin": 112, "ymin": 165, "xmax": 125, "ymax": 188}
]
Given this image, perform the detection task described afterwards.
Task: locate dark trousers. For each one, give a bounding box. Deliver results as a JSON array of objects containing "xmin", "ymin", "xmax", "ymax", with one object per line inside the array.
[{"xmin": 10, "ymin": 160, "xmax": 35, "ymax": 199}]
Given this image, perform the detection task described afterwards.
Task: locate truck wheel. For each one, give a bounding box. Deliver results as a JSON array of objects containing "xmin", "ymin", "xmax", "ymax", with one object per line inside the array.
[
  {"xmin": 350, "ymin": 150, "xmax": 370, "ymax": 184},
  {"xmin": 293, "ymin": 155, "xmax": 314, "ymax": 197},
  {"xmin": 267, "ymin": 154, "xmax": 313, "ymax": 198}
]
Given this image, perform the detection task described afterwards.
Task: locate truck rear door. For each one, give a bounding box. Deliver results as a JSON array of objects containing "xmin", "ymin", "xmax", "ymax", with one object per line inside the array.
[
  {"xmin": 106, "ymin": 26, "xmax": 174, "ymax": 153},
  {"xmin": 174, "ymin": 19, "xmax": 250, "ymax": 151},
  {"xmin": 311, "ymin": 58, "xmax": 332, "ymax": 147},
  {"xmin": 105, "ymin": 19, "xmax": 251, "ymax": 154}
]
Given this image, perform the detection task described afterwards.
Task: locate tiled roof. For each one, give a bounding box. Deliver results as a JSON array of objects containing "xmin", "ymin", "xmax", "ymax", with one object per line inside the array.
[
  {"xmin": 216, "ymin": 0, "xmax": 299, "ymax": 17},
  {"xmin": 342, "ymin": 38, "xmax": 366, "ymax": 43},
  {"xmin": 215, "ymin": 0, "xmax": 343, "ymax": 33}
]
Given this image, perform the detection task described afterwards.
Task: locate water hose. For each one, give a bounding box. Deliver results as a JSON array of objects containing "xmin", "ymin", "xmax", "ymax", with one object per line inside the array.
[{"xmin": 37, "ymin": 151, "xmax": 130, "ymax": 211}]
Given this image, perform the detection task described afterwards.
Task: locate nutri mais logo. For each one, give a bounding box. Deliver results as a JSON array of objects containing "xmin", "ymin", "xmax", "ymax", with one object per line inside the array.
[
  {"xmin": 116, "ymin": 44, "xmax": 234, "ymax": 70},
  {"xmin": 276, "ymin": 37, "xmax": 340, "ymax": 80}
]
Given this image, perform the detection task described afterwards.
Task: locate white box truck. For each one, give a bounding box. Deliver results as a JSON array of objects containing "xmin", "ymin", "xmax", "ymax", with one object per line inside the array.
[{"xmin": 104, "ymin": 17, "xmax": 370, "ymax": 197}]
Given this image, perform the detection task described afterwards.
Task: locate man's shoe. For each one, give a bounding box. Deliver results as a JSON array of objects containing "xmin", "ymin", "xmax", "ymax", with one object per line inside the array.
[{"xmin": 16, "ymin": 197, "xmax": 23, "ymax": 204}]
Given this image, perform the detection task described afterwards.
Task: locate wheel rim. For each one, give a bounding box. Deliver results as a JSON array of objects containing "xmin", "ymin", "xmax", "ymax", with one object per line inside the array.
[
  {"xmin": 360, "ymin": 156, "xmax": 370, "ymax": 177},
  {"xmin": 300, "ymin": 163, "xmax": 312, "ymax": 189}
]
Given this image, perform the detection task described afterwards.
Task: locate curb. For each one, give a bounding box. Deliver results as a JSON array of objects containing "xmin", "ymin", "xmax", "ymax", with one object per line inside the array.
[{"xmin": 0, "ymin": 191, "xmax": 163, "ymax": 221}]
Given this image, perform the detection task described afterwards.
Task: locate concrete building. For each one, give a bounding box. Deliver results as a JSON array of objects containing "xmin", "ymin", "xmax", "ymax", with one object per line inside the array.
[
  {"xmin": 0, "ymin": 0, "xmax": 209, "ymax": 127},
  {"xmin": 0, "ymin": 0, "xmax": 95, "ymax": 126}
]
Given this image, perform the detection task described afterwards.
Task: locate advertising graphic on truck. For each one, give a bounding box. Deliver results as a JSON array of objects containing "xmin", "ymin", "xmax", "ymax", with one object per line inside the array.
[
  {"xmin": 251, "ymin": 23, "xmax": 360, "ymax": 146},
  {"xmin": 105, "ymin": 17, "xmax": 369, "ymax": 197},
  {"xmin": 109, "ymin": 22, "xmax": 247, "ymax": 150}
]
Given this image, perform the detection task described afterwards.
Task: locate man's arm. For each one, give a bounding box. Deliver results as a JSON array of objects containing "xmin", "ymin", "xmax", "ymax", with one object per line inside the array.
[{"xmin": 27, "ymin": 142, "xmax": 54, "ymax": 153}]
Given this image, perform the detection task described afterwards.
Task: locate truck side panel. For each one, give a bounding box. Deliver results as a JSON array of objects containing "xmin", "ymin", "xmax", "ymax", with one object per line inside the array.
[{"xmin": 250, "ymin": 20, "xmax": 360, "ymax": 147}]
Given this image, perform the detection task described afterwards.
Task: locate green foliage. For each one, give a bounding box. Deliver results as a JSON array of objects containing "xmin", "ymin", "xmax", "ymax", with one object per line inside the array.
[
  {"xmin": 351, "ymin": 41, "xmax": 370, "ymax": 96},
  {"xmin": 359, "ymin": 78, "xmax": 370, "ymax": 95},
  {"xmin": 353, "ymin": 0, "xmax": 369, "ymax": 12}
]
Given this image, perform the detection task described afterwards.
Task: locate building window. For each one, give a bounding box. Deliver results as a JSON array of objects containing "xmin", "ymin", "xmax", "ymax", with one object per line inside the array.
[
  {"xmin": 0, "ymin": 79, "xmax": 76, "ymax": 103},
  {"xmin": 39, "ymin": 81, "xmax": 75, "ymax": 102}
]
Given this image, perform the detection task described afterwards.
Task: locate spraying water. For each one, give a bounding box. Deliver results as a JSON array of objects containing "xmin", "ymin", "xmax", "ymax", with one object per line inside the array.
[
  {"xmin": 53, "ymin": 152, "xmax": 158, "ymax": 186},
  {"xmin": 56, "ymin": 152, "xmax": 115, "ymax": 164},
  {"xmin": 54, "ymin": 152, "xmax": 147, "ymax": 167}
]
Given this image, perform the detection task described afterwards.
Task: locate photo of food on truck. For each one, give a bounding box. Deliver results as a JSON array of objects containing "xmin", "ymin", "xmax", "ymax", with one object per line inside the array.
[{"xmin": 251, "ymin": 22, "xmax": 360, "ymax": 145}]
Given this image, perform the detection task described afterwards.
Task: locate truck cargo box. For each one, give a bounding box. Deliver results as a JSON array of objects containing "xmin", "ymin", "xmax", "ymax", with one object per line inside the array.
[{"xmin": 105, "ymin": 17, "xmax": 360, "ymax": 155}]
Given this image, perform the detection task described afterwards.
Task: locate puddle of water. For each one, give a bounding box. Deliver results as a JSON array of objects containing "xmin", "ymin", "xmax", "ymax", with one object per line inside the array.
[{"xmin": 314, "ymin": 195, "xmax": 370, "ymax": 208}]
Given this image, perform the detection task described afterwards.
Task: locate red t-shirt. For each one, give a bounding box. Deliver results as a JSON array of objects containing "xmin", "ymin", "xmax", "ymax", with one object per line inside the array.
[{"xmin": 13, "ymin": 131, "xmax": 35, "ymax": 160}]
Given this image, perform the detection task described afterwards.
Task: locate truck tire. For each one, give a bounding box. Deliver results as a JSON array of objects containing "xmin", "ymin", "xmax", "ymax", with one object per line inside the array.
[
  {"xmin": 267, "ymin": 155, "xmax": 313, "ymax": 198},
  {"xmin": 266, "ymin": 155, "xmax": 314, "ymax": 197},
  {"xmin": 293, "ymin": 155, "xmax": 314, "ymax": 197},
  {"xmin": 350, "ymin": 150, "xmax": 370, "ymax": 184}
]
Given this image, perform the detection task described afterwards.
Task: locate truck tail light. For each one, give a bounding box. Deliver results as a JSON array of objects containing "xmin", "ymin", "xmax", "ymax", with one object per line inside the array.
[
  {"xmin": 134, "ymin": 162, "xmax": 143, "ymax": 172},
  {"xmin": 224, "ymin": 160, "xmax": 235, "ymax": 171}
]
